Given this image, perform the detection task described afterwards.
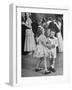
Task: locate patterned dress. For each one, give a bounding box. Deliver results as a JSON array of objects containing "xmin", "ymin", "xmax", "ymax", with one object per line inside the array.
[{"xmin": 33, "ymin": 34, "xmax": 49, "ymax": 58}]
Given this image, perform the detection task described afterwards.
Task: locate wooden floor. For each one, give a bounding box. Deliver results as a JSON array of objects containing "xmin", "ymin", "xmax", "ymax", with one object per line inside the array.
[{"xmin": 22, "ymin": 53, "xmax": 63, "ymax": 77}]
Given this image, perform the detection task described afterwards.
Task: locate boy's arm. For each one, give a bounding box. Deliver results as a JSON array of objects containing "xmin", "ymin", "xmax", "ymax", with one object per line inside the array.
[
  {"xmin": 46, "ymin": 39, "xmax": 52, "ymax": 49},
  {"xmin": 51, "ymin": 38, "xmax": 58, "ymax": 48},
  {"xmin": 41, "ymin": 40, "xmax": 51, "ymax": 49}
]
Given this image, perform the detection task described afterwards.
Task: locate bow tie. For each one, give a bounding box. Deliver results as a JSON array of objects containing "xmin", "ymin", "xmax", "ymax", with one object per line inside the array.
[{"xmin": 50, "ymin": 37, "xmax": 54, "ymax": 39}]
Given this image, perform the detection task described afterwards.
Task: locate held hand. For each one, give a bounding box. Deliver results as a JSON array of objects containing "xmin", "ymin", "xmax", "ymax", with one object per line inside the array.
[
  {"xmin": 52, "ymin": 44, "xmax": 55, "ymax": 48},
  {"xmin": 46, "ymin": 41, "xmax": 51, "ymax": 44},
  {"xmin": 47, "ymin": 44, "xmax": 52, "ymax": 49}
]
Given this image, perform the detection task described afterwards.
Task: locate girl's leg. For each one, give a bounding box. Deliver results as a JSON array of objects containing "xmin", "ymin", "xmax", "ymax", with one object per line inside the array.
[
  {"xmin": 36, "ymin": 59, "xmax": 41, "ymax": 69},
  {"xmin": 35, "ymin": 57, "xmax": 43, "ymax": 71}
]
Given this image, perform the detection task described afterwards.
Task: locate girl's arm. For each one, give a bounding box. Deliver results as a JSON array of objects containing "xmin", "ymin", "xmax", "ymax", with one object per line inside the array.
[
  {"xmin": 46, "ymin": 39, "xmax": 52, "ymax": 49},
  {"xmin": 42, "ymin": 41, "xmax": 52, "ymax": 49},
  {"xmin": 46, "ymin": 44, "xmax": 52, "ymax": 49},
  {"xmin": 42, "ymin": 41, "xmax": 47, "ymax": 47},
  {"xmin": 36, "ymin": 37, "xmax": 39, "ymax": 43}
]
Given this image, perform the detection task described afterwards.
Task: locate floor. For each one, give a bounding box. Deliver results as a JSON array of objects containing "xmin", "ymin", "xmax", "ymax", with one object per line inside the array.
[{"xmin": 21, "ymin": 53, "xmax": 63, "ymax": 77}]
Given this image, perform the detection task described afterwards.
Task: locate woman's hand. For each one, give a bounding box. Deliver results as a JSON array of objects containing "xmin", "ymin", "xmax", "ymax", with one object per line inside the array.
[
  {"xmin": 53, "ymin": 21, "xmax": 57, "ymax": 25},
  {"xmin": 21, "ymin": 22, "xmax": 25, "ymax": 25}
]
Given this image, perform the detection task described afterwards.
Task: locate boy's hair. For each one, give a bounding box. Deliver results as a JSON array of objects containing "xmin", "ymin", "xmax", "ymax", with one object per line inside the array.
[{"xmin": 50, "ymin": 28, "xmax": 56, "ymax": 32}]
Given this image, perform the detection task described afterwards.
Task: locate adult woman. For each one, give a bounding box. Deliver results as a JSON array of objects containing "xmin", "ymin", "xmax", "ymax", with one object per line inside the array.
[
  {"xmin": 54, "ymin": 17, "xmax": 63, "ymax": 52},
  {"xmin": 21, "ymin": 12, "xmax": 28, "ymax": 54},
  {"xmin": 24, "ymin": 13, "xmax": 36, "ymax": 55}
]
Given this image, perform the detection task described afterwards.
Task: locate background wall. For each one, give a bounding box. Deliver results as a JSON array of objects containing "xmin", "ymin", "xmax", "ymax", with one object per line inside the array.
[{"xmin": 0, "ymin": 0, "xmax": 72, "ymax": 89}]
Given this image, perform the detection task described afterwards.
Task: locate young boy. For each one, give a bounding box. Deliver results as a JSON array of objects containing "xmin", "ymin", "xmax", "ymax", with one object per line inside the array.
[{"xmin": 48, "ymin": 28, "xmax": 58, "ymax": 72}]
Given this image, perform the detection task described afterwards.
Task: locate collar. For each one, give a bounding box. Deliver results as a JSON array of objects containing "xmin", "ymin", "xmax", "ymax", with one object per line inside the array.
[{"xmin": 50, "ymin": 37, "xmax": 54, "ymax": 39}]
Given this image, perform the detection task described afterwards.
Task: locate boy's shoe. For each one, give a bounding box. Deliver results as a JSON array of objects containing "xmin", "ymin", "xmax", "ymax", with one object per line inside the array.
[
  {"xmin": 45, "ymin": 70, "xmax": 51, "ymax": 74},
  {"xmin": 48, "ymin": 67, "xmax": 56, "ymax": 72}
]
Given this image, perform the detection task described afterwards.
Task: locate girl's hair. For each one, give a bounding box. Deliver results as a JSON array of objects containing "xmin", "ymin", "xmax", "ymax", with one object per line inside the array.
[
  {"xmin": 45, "ymin": 28, "xmax": 51, "ymax": 37},
  {"xmin": 36, "ymin": 26, "xmax": 44, "ymax": 37}
]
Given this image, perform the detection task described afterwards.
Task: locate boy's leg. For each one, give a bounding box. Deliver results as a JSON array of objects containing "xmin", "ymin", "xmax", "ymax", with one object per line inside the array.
[
  {"xmin": 49, "ymin": 58, "xmax": 56, "ymax": 72},
  {"xmin": 49, "ymin": 51, "xmax": 53, "ymax": 66},
  {"xmin": 44, "ymin": 56, "xmax": 51, "ymax": 74},
  {"xmin": 51, "ymin": 58, "xmax": 56, "ymax": 68},
  {"xmin": 35, "ymin": 57, "xmax": 43, "ymax": 72},
  {"xmin": 51, "ymin": 49, "xmax": 56, "ymax": 68}
]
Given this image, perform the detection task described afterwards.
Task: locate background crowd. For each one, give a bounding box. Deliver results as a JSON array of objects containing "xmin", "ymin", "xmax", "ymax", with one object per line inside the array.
[{"xmin": 21, "ymin": 12, "xmax": 63, "ymax": 55}]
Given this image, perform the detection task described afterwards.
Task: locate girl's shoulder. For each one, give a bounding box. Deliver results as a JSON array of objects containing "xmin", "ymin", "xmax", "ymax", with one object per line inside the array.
[
  {"xmin": 38, "ymin": 35, "xmax": 47, "ymax": 43},
  {"xmin": 39, "ymin": 34, "xmax": 47, "ymax": 39}
]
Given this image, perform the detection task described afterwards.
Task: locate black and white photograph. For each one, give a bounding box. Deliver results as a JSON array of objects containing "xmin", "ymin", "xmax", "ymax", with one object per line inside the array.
[
  {"xmin": 21, "ymin": 12, "xmax": 63, "ymax": 77},
  {"xmin": 9, "ymin": 4, "xmax": 70, "ymax": 86}
]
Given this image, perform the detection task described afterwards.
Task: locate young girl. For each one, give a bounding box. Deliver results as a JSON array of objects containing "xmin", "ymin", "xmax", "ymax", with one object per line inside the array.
[{"xmin": 33, "ymin": 25, "xmax": 51, "ymax": 74}]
